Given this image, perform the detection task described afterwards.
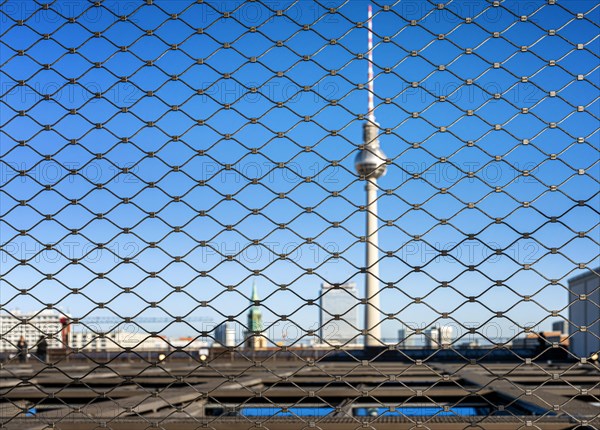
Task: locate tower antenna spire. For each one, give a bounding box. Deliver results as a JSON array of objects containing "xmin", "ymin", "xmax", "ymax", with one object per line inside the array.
[{"xmin": 367, "ymin": 4, "xmax": 375, "ymax": 122}]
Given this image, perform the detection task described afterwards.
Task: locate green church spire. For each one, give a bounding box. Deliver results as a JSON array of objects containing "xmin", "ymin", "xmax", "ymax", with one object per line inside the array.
[
  {"xmin": 248, "ymin": 279, "xmax": 263, "ymax": 333},
  {"xmin": 251, "ymin": 279, "xmax": 260, "ymax": 302}
]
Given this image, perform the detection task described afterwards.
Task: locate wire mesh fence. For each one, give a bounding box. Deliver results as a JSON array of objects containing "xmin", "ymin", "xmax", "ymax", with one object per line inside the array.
[{"xmin": 0, "ymin": 0, "xmax": 599, "ymax": 429}]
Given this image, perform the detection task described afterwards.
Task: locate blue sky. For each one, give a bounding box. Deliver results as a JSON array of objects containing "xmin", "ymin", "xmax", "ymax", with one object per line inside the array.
[{"xmin": 1, "ymin": 0, "xmax": 598, "ymax": 345}]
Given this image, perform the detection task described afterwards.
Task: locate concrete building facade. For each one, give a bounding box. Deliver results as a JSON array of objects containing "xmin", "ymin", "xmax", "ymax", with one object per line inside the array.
[{"xmin": 568, "ymin": 269, "xmax": 600, "ymax": 358}]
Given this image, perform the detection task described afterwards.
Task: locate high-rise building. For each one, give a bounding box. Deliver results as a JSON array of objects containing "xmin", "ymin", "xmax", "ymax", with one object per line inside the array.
[
  {"xmin": 568, "ymin": 269, "xmax": 600, "ymax": 358},
  {"xmin": 319, "ymin": 282, "xmax": 360, "ymax": 346},
  {"xmin": 397, "ymin": 328, "xmax": 418, "ymax": 348},
  {"xmin": 215, "ymin": 321, "xmax": 236, "ymax": 347},
  {"xmin": 245, "ymin": 280, "xmax": 266, "ymax": 349},
  {"xmin": 552, "ymin": 320, "xmax": 567, "ymax": 334},
  {"xmin": 424, "ymin": 326, "xmax": 453, "ymax": 349}
]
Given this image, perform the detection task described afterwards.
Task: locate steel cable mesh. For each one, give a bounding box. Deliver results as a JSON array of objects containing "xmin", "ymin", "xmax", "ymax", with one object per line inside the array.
[{"xmin": 0, "ymin": 0, "xmax": 599, "ymax": 429}]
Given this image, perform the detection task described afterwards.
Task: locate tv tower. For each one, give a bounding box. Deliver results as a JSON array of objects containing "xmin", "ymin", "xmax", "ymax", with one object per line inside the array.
[{"xmin": 355, "ymin": 4, "xmax": 387, "ymax": 348}]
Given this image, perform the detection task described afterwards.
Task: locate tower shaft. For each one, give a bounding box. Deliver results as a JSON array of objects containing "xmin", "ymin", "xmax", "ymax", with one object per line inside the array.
[{"xmin": 365, "ymin": 179, "xmax": 382, "ymax": 347}]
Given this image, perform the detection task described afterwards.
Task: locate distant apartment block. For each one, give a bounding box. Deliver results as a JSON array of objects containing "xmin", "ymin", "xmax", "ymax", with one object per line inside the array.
[
  {"xmin": 0, "ymin": 309, "xmax": 66, "ymax": 352},
  {"xmin": 71, "ymin": 331, "xmax": 168, "ymax": 351},
  {"xmin": 568, "ymin": 269, "xmax": 600, "ymax": 358},
  {"xmin": 319, "ymin": 282, "xmax": 360, "ymax": 346},
  {"xmin": 0, "ymin": 310, "xmax": 183, "ymax": 353},
  {"xmin": 168, "ymin": 337, "xmax": 210, "ymax": 352}
]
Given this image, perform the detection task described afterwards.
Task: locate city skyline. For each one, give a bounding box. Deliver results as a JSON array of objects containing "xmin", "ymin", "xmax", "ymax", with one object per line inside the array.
[
  {"xmin": 1, "ymin": 0, "xmax": 598, "ymax": 346},
  {"xmin": 0, "ymin": 2, "xmax": 598, "ymax": 428}
]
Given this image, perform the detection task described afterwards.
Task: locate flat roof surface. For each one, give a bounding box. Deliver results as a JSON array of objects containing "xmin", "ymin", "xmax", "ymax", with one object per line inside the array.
[{"xmin": 2, "ymin": 358, "xmax": 598, "ymax": 430}]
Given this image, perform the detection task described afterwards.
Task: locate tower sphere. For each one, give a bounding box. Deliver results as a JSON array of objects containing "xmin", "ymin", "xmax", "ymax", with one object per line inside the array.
[{"xmin": 355, "ymin": 121, "xmax": 387, "ymax": 179}]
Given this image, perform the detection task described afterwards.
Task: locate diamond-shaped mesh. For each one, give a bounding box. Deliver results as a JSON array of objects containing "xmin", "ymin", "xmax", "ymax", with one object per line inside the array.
[{"xmin": 1, "ymin": 0, "xmax": 599, "ymax": 429}]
